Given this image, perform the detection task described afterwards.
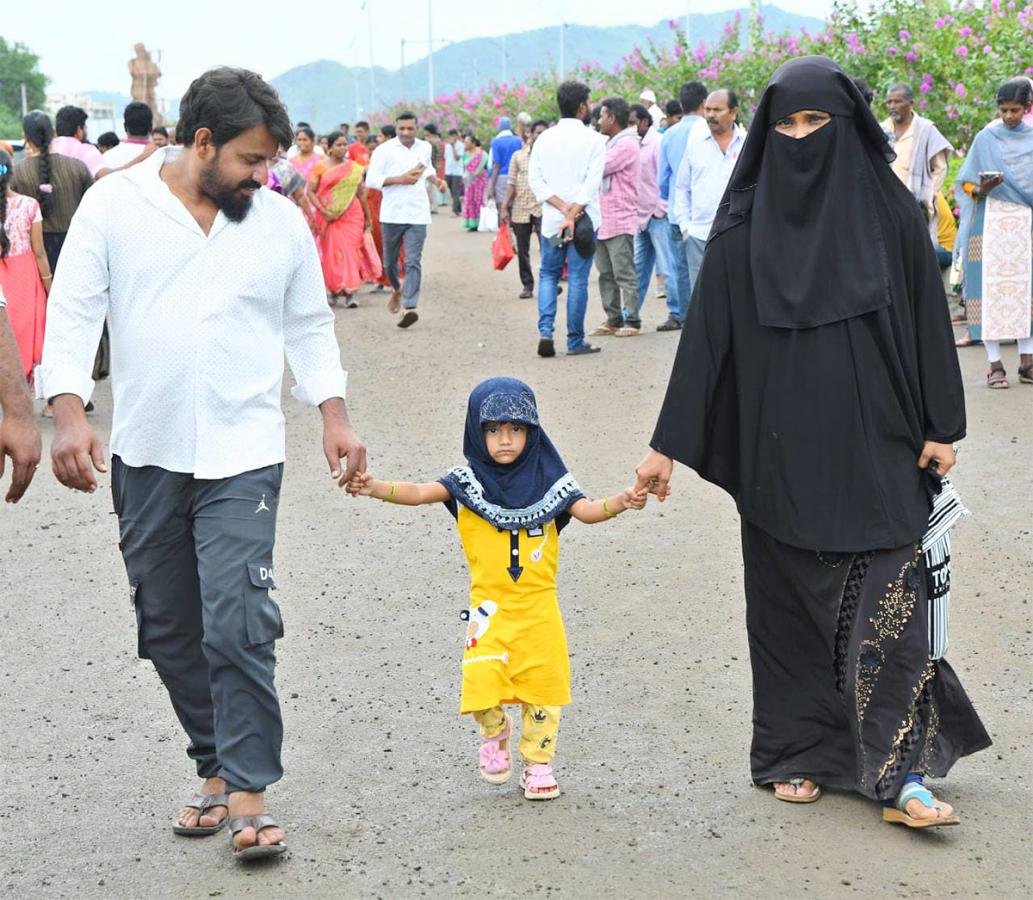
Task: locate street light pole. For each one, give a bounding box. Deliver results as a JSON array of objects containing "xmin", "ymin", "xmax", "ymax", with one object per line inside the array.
[
  {"xmin": 401, "ymin": 39, "xmax": 406, "ymax": 99},
  {"xmin": 427, "ymin": 0, "xmax": 435, "ymax": 102},
  {"xmin": 558, "ymin": 22, "xmax": 565, "ymax": 79},
  {"xmin": 366, "ymin": 0, "xmax": 376, "ymax": 110},
  {"xmin": 502, "ymin": 35, "xmax": 507, "ymax": 85},
  {"xmin": 685, "ymin": 2, "xmax": 692, "ymax": 48}
]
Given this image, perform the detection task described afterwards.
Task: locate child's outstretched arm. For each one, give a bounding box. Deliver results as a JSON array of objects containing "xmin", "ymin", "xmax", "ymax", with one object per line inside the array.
[
  {"xmin": 568, "ymin": 486, "xmax": 648, "ymax": 524},
  {"xmin": 346, "ymin": 472, "xmax": 450, "ymax": 506}
]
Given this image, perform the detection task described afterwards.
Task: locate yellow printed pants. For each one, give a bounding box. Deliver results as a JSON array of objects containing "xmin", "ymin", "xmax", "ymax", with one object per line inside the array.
[{"xmin": 472, "ymin": 704, "xmax": 561, "ymax": 764}]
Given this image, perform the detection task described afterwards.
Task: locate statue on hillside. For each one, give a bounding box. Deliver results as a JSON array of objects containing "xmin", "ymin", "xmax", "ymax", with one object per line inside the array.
[{"xmin": 128, "ymin": 43, "xmax": 161, "ymax": 114}]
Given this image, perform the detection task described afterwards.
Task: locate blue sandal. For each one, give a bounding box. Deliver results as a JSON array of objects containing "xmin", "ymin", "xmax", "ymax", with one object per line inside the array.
[{"xmin": 882, "ymin": 780, "xmax": 960, "ymax": 829}]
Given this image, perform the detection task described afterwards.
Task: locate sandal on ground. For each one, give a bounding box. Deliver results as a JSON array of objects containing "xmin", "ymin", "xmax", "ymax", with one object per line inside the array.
[
  {"xmin": 172, "ymin": 792, "xmax": 229, "ymax": 836},
  {"xmin": 229, "ymin": 814, "xmax": 288, "ymax": 861},
  {"xmin": 955, "ymin": 337, "xmax": 980, "ymax": 347},
  {"xmin": 614, "ymin": 326, "xmax": 641, "ymax": 337},
  {"xmin": 344, "ymin": 294, "xmax": 359, "ymax": 309},
  {"xmin": 986, "ymin": 366, "xmax": 1008, "ymax": 389},
  {"xmin": 1018, "ymin": 365, "xmax": 1033, "ymax": 384},
  {"xmin": 478, "ymin": 714, "xmax": 513, "ymax": 784},
  {"xmin": 656, "ymin": 318, "xmax": 683, "ymax": 332},
  {"xmin": 387, "ymin": 290, "xmax": 402, "ymax": 314},
  {"xmin": 589, "ymin": 323, "xmax": 619, "ymax": 336},
  {"xmin": 882, "ymin": 781, "xmax": 959, "ymax": 829},
  {"xmin": 950, "ymin": 313, "xmax": 967, "ymax": 324},
  {"xmin": 773, "ymin": 778, "xmax": 822, "ymax": 804},
  {"xmin": 520, "ymin": 763, "xmax": 560, "ymax": 800}
]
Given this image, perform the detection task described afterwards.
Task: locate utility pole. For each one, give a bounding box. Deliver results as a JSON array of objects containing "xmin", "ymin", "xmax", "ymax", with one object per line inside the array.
[
  {"xmin": 20, "ymin": 83, "xmax": 28, "ymax": 115},
  {"xmin": 685, "ymin": 2, "xmax": 692, "ymax": 48},
  {"xmin": 365, "ymin": 0, "xmax": 376, "ymax": 110},
  {"xmin": 427, "ymin": 0, "xmax": 435, "ymax": 102},
  {"xmin": 401, "ymin": 39, "xmax": 406, "ymax": 99},
  {"xmin": 558, "ymin": 22, "xmax": 565, "ymax": 80},
  {"xmin": 502, "ymin": 35, "xmax": 507, "ymax": 85}
]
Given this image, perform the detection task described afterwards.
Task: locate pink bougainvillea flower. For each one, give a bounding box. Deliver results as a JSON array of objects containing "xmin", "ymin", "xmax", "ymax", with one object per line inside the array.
[
  {"xmin": 906, "ymin": 51, "xmax": 918, "ymax": 61},
  {"xmin": 935, "ymin": 17, "xmax": 946, "ymax": 28},
  {"xmin": 955, "ymin": 45, "xmax": 968, "ymax": 56},
  {"xmin": 887, "ymin": 45, "xmax": 898, "ymax": 55},
  {"xmin": 958, "ymin": 26, "xmax": 972, "ymax": 37},
  {"xmin": 898, "ymin": 29, "xmax": 911, "ymax": 41},
  {"xmin": 920, "ymin": 81, "xmax": 933, "ymax": 94},
  {"xmin": 956, "ymin": 83, "xmax": 967, "ymax": 97}
]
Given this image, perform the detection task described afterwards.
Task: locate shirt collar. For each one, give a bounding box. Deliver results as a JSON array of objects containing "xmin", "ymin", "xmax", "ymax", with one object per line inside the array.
[
  {"xmin": 497, "ymin": 129, "xmax": 514, "ymax": 137},
  {"xmin": 126, "ymin": 147, "xmax": 230, "ymax": 239}
]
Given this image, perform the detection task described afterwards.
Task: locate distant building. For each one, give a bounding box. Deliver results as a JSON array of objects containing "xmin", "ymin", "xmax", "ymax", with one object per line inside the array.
[{"xmin": 45, "ymin": 92, "xmax": 118, "ymax": 137}]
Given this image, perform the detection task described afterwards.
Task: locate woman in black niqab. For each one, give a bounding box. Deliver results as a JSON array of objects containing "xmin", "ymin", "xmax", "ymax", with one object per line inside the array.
[{"xmin": 637, "ymin": 56, "xmax": 989, "ymax": 826}]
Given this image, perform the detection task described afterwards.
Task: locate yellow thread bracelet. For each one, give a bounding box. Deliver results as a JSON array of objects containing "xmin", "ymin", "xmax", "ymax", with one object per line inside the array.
[
  {"xmin": 602, "ymin": 497, "xmax": 619, "ymax": 518},
  {"xmin": 381, "ymin": 481, "xmax": 397, "ymax": 502}
]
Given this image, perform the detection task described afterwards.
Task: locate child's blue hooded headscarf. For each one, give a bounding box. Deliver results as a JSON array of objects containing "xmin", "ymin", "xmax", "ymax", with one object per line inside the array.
[{"xmin": 439, "ymin": 377, "xmax": 584, "ymax": 530}]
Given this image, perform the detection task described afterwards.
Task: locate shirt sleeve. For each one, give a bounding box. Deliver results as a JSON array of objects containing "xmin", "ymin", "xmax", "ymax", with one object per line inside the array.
[
  {"xmin": 602, "ymin": 140, "xmax": 636, "ymax": 177},
  {"xmin": 929, "ymin": 150, "xmax": 948, "ymax": 196},
  {"xmin": 657, "ymin": 134, "xmax": 672, "ymax": 202},
  {"xmin": 365, "ymin": 145, "xmax": 387, "ymax": 190},
  {"xmin": 528, "ymin": 139, "xmax": 551, "ymax": 203},
  {"xmin": 671, "ymin": 136, "xmax": 693, "ymax": 230},
  {"xmin": 283, "ymin": 211, "xmax": 348, "ymax": 406},
  {"xmin": 575, "ymin": 136, "xmax": 605, "ymax": 207},
  {"xmin": 36, "ymin": 188, "xmax": 110, "ymax": 404}
]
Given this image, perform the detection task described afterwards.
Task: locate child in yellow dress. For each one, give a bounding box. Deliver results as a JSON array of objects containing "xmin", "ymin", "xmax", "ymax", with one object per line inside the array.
[{"xmin": 347, "ymin": 377, "xmax": 646, "ymax": 799}]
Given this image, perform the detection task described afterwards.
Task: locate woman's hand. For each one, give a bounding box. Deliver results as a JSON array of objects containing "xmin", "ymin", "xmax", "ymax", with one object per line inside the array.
[
  {"xmin": 634, "ymin": 450, "xmax": 674, "ymax": 501},
  {"xmin": 918, "ymin": 441, "xmax": 957, "ymax": 478},
  {"xmin": 364, "ymin": 218, "xmax": 373, "ymax": 231}
]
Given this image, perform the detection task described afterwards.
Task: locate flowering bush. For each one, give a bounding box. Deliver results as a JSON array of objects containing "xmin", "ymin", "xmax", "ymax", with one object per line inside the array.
[{"xmin": 377, "ymin": 0, "xmax": 1031, "ymax": 153}]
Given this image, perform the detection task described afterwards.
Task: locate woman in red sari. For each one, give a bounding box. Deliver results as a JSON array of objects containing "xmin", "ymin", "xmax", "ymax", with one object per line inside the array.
[{"xmin": 309, "ymin": 132, "xmax": 373, "ymax": 307}]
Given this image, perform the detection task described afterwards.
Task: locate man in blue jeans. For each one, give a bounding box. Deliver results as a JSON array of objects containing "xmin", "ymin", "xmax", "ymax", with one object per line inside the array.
[
  {"xmin": 657, "ymin": 81, "xmax": 707, "ymax": 329},
  {"xmin": 529, "ymin": 80, "xmax": 606, "ymax": 357},
  {"xmin": 629, "ymin": 104, "xmax": 681, "ymax": 326}
]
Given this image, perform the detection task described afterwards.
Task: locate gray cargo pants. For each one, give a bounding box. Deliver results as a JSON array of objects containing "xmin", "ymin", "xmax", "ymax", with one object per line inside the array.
[{"xmin": 112, "ymin": 457, "xmax": 285, "ymax": 793}]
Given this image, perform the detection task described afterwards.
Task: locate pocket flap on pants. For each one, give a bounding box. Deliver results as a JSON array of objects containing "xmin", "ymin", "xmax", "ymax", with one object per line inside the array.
[
  {"xmin": 247, "ymin": 561, "xmax": 277, "ymax": 590},
  {"xmin": 244, "ymin": 560, "xmax": 284, "ymax": 647}
]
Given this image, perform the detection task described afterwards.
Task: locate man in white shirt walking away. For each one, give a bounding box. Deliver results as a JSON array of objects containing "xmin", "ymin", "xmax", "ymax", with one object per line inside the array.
[
  {"xmin": 365, "ymin": 111, "xmax": 447, "ymax": 329},
  {"xmin": 671, "ymin": 89, "xmax": 746, "ymax": 303},
  {"xmin": 528, "ymin": 81, "xmax": 606, "ymax": 357},
  {"xmin": 40, "ymin": 67, "xmax": 366, "ymax": 862},
  {"xmin": 100, "ymin": 101, "xmax": 156, "ymax": 169}
]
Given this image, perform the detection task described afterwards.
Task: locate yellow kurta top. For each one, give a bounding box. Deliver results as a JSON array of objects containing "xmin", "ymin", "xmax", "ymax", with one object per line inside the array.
[{"xmin": 454, "ymin": 504, "xmax": 571, "ymax": 712}]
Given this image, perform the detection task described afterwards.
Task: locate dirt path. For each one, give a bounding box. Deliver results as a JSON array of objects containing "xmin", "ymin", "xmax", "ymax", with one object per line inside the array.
[{"xmin": 2, "ymin": 213, "xmax": 1030, "ymax": 898}]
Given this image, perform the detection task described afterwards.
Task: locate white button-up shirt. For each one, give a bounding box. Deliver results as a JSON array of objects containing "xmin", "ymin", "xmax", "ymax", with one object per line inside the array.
[
  {"xmin": 364, "ymin": 136, "xmax": 435, "ymax": 225},
  {"xmin": 528, "ymin": 119, "xmax": 606, "ymax": 238},
  {"xmin": 39, "ymin": 147, "xmax": 347, "ymax": 479},
  {"xmin": 671, "ymin": 123, "xmax": 746, "ymax": 240}
]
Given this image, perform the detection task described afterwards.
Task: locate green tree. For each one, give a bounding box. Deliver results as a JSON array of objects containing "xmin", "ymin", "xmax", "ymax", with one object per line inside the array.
[{"xmin": 0, "ymin": 38, "xmax": 48, "ymax": 137}]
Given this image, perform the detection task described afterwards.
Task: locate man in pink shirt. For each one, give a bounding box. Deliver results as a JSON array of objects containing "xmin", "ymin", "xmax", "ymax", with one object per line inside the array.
[
  {"xmin": 591, "ymin": 97, "xmax": 642, "ymax": 338},
  {"xmin": 51, "ymin": 106, "xmax": 112, "ymax": 179}
]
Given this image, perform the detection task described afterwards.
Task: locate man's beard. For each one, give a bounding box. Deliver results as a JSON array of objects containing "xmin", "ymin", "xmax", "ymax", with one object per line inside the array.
[{"xmin": 200, "ymin": 158, "xmax": 262, "ymax": 223}]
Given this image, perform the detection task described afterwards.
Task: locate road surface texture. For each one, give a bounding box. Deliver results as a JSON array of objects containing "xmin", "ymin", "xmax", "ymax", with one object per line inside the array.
[{"xmin": 2, "ymin": 214, "xmax": 1030, "ymax": 898}]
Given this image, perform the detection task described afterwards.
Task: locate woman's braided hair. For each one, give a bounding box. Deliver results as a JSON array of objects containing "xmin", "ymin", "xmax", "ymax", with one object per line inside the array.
[
  {"xmin": 0, "ymin": 149, "xmax": 11, "ymax": 259},
  {"xmin": 22, "ymin": 110, "xmax": 54, "ymax": 219}
]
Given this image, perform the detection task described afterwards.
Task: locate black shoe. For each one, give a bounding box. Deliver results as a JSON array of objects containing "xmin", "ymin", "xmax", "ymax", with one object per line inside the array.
[
  {"xmin": 519, "ymin": 288, "xmax": 533, "ymax": 299},
  {"xmin": 566, "ymin": 342, "xmax": 601, "ymax": 356},
  {"xmin": 657, "ymin": 317, "xmax": 683, "ymax": 332},
  {"xmin": 537, "ymin": 337, "xmax": 556, "ymax": 358},
  {"xmin": 398, "ymin": 310, "xmax": 419, "ymax": 328}
]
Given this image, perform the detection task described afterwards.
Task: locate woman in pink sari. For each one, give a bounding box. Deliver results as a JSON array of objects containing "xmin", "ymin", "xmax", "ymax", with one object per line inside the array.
[
  {"xmin": 462, "ymin": 135, "xmax": 489, "ymax": 231},
  {"xmin": 0, "ymin": 149, "xmax": 51, "ymax": 386},
  {"xmin": 309, "ymin": 132, "xmax": 373, "ymax": 307}
]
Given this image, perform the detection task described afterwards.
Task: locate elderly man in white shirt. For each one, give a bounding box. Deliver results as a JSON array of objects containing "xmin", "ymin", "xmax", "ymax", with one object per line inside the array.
[
  {"xmin": 365, "ymin": 111, "xmax": 447, "ymax": 329},
  {"xmin": 670, "ymin": 89, "xmax": 746, "ymax": 304},
  {"xmin": 528, "ymin": 81, "xmax": 606, "ymax": 357},
  {"xmin": 0, "ymin": 287, "xmax": 41, "ymax": 502},
  {"xmin": 40, "ymin": 68, "xmax": 365, "ymax": 862}
]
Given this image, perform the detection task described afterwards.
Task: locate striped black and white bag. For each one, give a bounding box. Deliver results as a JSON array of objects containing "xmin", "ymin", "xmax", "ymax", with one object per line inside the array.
[{"xmin": 922, "ymin": 478, "xmax": 970, "ymax": 660}]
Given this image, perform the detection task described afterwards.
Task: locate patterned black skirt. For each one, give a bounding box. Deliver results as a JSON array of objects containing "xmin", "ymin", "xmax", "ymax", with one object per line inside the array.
[{"xmin": 741, "ymin": 520, "xmax": 991, "ymax": 801}]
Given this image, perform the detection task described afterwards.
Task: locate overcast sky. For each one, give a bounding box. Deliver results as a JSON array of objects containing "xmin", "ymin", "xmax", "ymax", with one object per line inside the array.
[{"xmin": 8, "ymin": 0, "xmax": 831, "ymax": 101}]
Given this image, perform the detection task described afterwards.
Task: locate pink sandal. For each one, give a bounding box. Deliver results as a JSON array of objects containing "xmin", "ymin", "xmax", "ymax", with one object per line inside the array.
[
  {"xmin": 520, "ymin": 763, "xmax": 560, "ymax": 800},
  {"xmin": 478, "ymin": 715, "xmax": 513, "ymax": 784}
]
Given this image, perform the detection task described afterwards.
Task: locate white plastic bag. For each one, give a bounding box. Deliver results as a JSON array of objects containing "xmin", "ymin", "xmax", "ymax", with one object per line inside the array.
[{"xmin": 477, "ymin": 201, "xmax": 498, "ymax": 233}]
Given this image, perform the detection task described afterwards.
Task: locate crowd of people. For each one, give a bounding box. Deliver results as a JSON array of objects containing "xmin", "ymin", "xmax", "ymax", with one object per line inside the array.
[{"xmin": 0, "ymin": 55, "xmax": 1029, "ymax": 866}]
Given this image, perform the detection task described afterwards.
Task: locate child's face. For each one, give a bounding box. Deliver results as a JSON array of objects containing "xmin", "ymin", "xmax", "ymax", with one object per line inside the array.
[{"xmin": 482, "ymin": 421, "xmax": 527, "ymax": 464}]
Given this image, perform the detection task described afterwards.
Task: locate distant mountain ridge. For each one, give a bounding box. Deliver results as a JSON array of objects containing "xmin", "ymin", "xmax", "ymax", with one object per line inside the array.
[{"xmin": 271, "ymin": 5, "xmax": 822, "ymax": 130}]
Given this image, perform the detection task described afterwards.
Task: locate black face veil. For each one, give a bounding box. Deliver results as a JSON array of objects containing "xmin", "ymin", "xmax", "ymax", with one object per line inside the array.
[{"xmin": 711, "ymin": 56, "xmax": 914, "ymax": 329}]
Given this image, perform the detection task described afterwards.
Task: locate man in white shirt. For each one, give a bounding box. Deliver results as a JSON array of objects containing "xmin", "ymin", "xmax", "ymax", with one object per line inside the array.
[
  {"xmin": 365, "ymin": 111, "xmax": 447, "ymax": 328},
  {"xmin": 41, "ymin": 68, "xmax": 365, "ymax": 861},
  {"xmin": 100, "ymin": 101, "xmax": 156, "ymax": 169},
  {"xmin": 528, "ymin": 81, "xmax": 606, "ymax": 357},
  {"xmin": 443, "ymin": 128, "xmax": 465, "ymax": 216},
  {"xmin": 671, "ymin": 89, "xmax": 746, "ymax": 302},
  {"xmin": 0, "ymin": 288, "xmax": 41, "ymax": 503}
]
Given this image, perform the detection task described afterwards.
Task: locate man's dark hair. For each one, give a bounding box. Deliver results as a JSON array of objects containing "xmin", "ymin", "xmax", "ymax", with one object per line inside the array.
[
  {"xmin": 886, "ymin": 82, "xmax": 914, "ymax": 102},
  {"xmin": 355, "ymin": 120, "xmax": 370, "ymax": 130},
  {"xmin": 123, "ymin": 101, "xmax": 154, "ymax": 137},
  {"xmin": 447, "ymin": 128, "xmax": 459, "ymax": 136},
  {"xmin": 423, "ymin": 122, "xmax": 439, "ymax": 135},
  {"xmin": 850, "ymin": 76, "xmax": 875, "ymax": 107},
  {"xmin": 664, "ymin": 100, "xmax": 682, "ymax": 117},
  {"xmin": 600, "ymin": 97, "xmax": 630, "ymax": 129},
  {"xmin": 97, "ymin": 131, "xmax": 120, "ymax": 150},
  {"xmin": 396, "ymin": 110, "xmax": 417, "ymax": 123},
  {"xmin": 339, "ymin": 122, "xmax": 350, "ymax": 130},
  {"xmin": 997, "ymin": 77, "xmax": 1033, "ymax": 106},
  {"xmin": 295, "ymin": 126, "xmax": 315, "ymax": 141},
  {"xmin": 55, "ymin": 105, "xmax": 88, "ymax": 137},
  {"xmin": 176, "ymin": 67, "xmax": 292, "ymax": 148},
  {"xmin": 531, "ymin": 119, "xmax": 549, "ymax": 131},
  {"xmin": 679, "ymin": 81, "xmax": 708, "ymax": 114},
  {"xmin": 715, "ymin": 88, "xmax": 740, "ymax": 110},
  {"xmin": 381, "ymin": 124, "xmax": 397, "ymax": 138},
  {"xmin": 152, "ymin": 125, "xmax": 169, "ymax": 138},
  {"xmin": 296, "ymin": 121, "xmax": 311, "ymax": 128},
  {"xmin": 629, "ymin": 103, "xmax": 651, "ymax": 123},
  {"xmin": 557, "ymin": 80, "xmax": 591, "ymax": 119}
]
